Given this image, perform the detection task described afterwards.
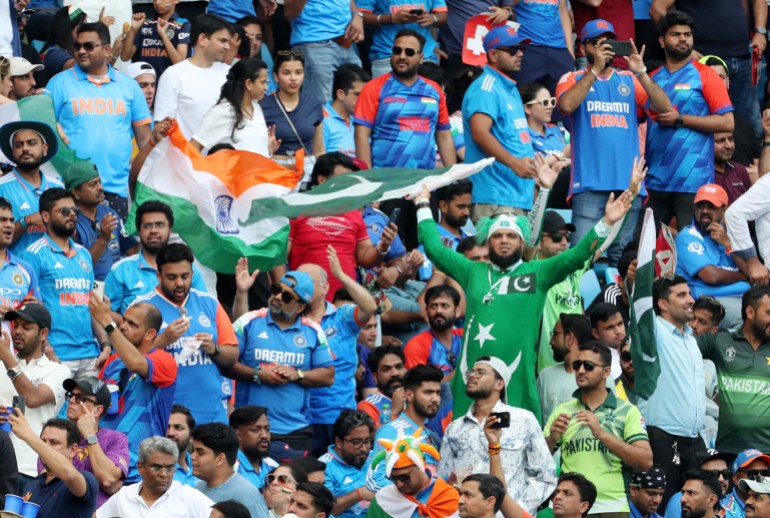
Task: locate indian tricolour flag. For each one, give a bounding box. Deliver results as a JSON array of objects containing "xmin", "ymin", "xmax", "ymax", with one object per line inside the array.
[
  {"xmin": 0, "ymin": 96, "xmax": 94, "ymax": 182},
  {"xmin": 130, "ymin": 123, "xmax": 494, "ymax": 273}
]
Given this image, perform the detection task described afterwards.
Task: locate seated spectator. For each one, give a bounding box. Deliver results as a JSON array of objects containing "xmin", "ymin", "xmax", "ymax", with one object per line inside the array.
[
  {"xmin": 323, "ymin": 64, "xmax": 370, "ymax": 157},
  {"xmin": 119, "ymin": 2, "xmax": 190, "ymax": 78},
  {"xmin": 167, "ymin": 404, "xmax": 199, "ymax": 487},
  {"xmin": 680, "ymin": 470, "xmax": 723, "ymax": 518},
  {"xmin": 292, "ymin": 457, "xmax": 327, "ymax": 484},
  {"xmin": 96, "ymin": 436, "xmax": 214, "ymax": 517},
  {"xmin": 588, "ymin": 303, "xmax": 627, "ymax": 378},
  {"xmin": 664, "ymin": 449, "xmax": 733, "ymax": 518},
  {"xmin": 739, "ymin": 478, "xmax": 770, "ymax": 518},
  {"xmin": 713, "ymin": 132, "xmax": 753, "ymax": 204},
  {"xmin": 690, "ymin": 296, "xmax": 725, "ymax": 336},
  {"xmin": 674, "ymin": 184, "xmax": 749, "ymax": 331},
  {"xmin": 357, "ymin": 345, "xmax": 406, "ymax": 427},
  {"xmin": 211, "ymin": 500, "xmax": 252, "ymax": 518},
  {"xmin": 628, "ymin": 466, "xmax": 666, "ymax": 518},
  {"xmin": 8, "ymin": 57, "xmax": 42, "ymax": 100},
  {"xmin": 615, "ymin": 338, "xmax": 636, "ymax": 405},
  {"xmin": 266, "ymin": 463, "xmax": 308, "ymax": 517},
  {"xmin": 288, "ymin": 481, "xmax": 335, "ymax": 518},
  {"xmin": 552, "ymin": 472, "xmax": 598, "ymax": 518},
  {"xmin": 229, "ymin": 406, "xmax": 277, "ymax": 490},
  {"xmin": 191, "ymin": 423, "xmax": 269, "ymax": 517}
]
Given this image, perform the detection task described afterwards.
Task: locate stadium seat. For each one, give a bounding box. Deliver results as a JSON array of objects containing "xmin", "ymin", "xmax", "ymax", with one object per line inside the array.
[{"xmin": 580, "ymin": 269, "xmax": 601, "ymax": 307}]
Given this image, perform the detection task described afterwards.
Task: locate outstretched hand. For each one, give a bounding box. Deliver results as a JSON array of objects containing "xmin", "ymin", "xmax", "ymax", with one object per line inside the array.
[
  {"xmin": 604, "ymin": 190, "xmax": 634, "ymax": 226},
  {"xmin": 627, "ymin": 156, "xmax": 647, "ymax": 198}
]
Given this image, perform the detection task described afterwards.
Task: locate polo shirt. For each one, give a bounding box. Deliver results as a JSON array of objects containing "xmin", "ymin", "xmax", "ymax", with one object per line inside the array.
[
  {"xmin": 27, "ymin": 470, "xmax": 98, "ymax": 518},
  {"xmin": 544, "ymin": 390, "xmax": 648, "ymax": 514},
  {"xmin": 462, "ymin": 65, "xmax": 535, "ymax": 208},
  {"xmin": 46, "ymin": 65, "xmax": 152, "ymax": 198},
  {"xmin": 322, "ymin": 101, "xmax": 356, "ymax": 157},
  {"xmin": 0, "ymin": 250, "xmax": 39, "ymax": 309},
  {"xmin": 74, "ymin": 204, "xmax": 137, "ymax": 281},
  {"xmin": 515, "ymin": 0, "xmax": 566, "ymax": 48},
  {"xmin": 714, "ymin": 161, "xmax": 752, "ymax": 205},
  {"xmin": 21, "ymin": 235, "xmax": 97, "ymax": 361},
  {"xmin": 290, "ymin": 0, "xmax": 351, "ymax": 45},
  {"xmin": 173, "ymin": 452, "xmax": 199, "ymax": 487},
  {"xmin": 131, "ymin": 16, "xmax": 191, "ymax": 78},
  {"xmin": 403, "ymin": 329, "xmax": 462, "ymax": 376},
  {"xmin": 0, "ymin": 170, "xmax": 63, "ymax": 254},
  {"xmin": 99, "ymin": 348, "xmax": 178, "ymax": 482},
  {"xmin": 235, "ymin": 449, "xmax": 277, "ymax": 490},
  {"xmin": 320, "ymin": 446, "xmax": 370, "ymax": 518},
  {"xmin": 134, "ymin": 288, "xmax": 237, "ymax": 425},
  {"xmin": 310, "ymin": 303, "xmax": 364, "ymax": 424},
  {"xmin": 233, "ymin": 308, "xmax": 333, "ymax": 435},
  {"xmin": 354, "ymin": 72, "xmax": 451, "ymax": 170},
  {"xmin": 95, "ymin": 480, "xmax": 214, "ymax": 518},
  {"xmin": 104, "ymin": 250, "xmax": 207, "ymax": 314}
]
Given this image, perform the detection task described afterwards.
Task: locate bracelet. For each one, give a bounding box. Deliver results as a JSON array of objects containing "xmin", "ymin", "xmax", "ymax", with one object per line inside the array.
[
  {"xmin": 763, "ymin": 140, "xmax": 770, "ymax": 148},
  {"xmin": 634, "ymin": 66, "xmax": 647, "ymax": 77},
  {"xmin": 395, "ymin": 265, "xmax": 403, "ymax": 274},
  {"xmin": 488, "ymin": 445, "xmax": 501, "ymax": 455},
  {"xmin": 376, "ymin": 14, "xmax": 381, "ymax": 24},
  {"xmin": 432, "ymin": 14, "xmax": 438, "ymax": 25},
  {"xmin": 415, "ymin": 200, "xmax": 430, "ymax": 209},
  {"xmin": 377, "ymin": 243, "xmax": 391, "ymax": 256},
  {"xmin": 356, "ymin": 488, "xmax": 363, "ymax": 501}
]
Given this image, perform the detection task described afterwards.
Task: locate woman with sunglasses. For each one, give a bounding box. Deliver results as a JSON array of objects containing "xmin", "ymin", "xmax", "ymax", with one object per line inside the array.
[
  {"xmin": 260, "ymin": 51, "xmax": 324, "ymax": 181},
  {"xmin": 191, "ymin": 57, "xmax": 278, "ymax": 157},
  {"xmin": 265, "ymin": 464, "xmax": 306, "ymax": 517}
]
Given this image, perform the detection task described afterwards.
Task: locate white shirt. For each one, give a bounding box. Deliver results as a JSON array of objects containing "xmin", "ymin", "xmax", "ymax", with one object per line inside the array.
[
  {"xmin": 154, "ymin": 60, "xmax": 230, "ymax": 138},
  {"xmin": 192, "ymin": 100, "xmax": 270, "ymax": 155},
  {"xmin": 97, "ymin": 480, "xmax": 214, "ymax": 518},
  {"xmin": 725, "ymin": 173, "xmax": 770, "ymax": 264},
  {"xmin": 0, "ymin": 0, "xmax": 13, "ymax": 57},
  {"xmin": 0, "ymin": 355, "xmax": 69, "ymax": 476}
]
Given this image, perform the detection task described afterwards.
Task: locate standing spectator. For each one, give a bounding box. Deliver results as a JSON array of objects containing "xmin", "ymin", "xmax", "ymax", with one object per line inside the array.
[
  {"xmin": 545, "ymin": 341, "xmax": 653, "ymax": 515},
  {"xmin": 136, "ymin": 243, "xmax": 237, "ymax": 425},
  {"xmin": 359, "ymin": 0, "xmax": 447, "ymax": 78},
  {"xmin": 69, "ymin": 163, "xmax": 137, "ymax": 282},
  {"xmin": 11, "ymin": 416, "xmax": 98, "ymax": 517},
  {"xmin": 0, "ymin": 197, "xmax": 39, "ymax": 310},
  {"xmin": 283, "ymin": 0, "xmax": 364, "ymax": 103},
  {"xmin": 0, "ymin": 304, "xmax": 68, "ymax": 491},
  {"xmin": 46, "ymin": 22, "xmax": 152, "ymax": 220},
  {"xmin": 713, "ymin": 132, "xmax": 753, "ymax": 205},
  {"xmin": 120, "ymin": 2, "xmax": 190, "ymax": 79},
  {"xmin": 22, "ymin": 188, "xmax": 104, "ymax": 377},
  {"xmin": 615, "ymin": 339, "xmax": 637, "ymax": 405},
  {"xmin": 557, "ymin": 19, "xmax": 670, "ymax": 264},
  {"xmin": 7, "ymin": 57, "xmax": 41, "ymax": 100},
  {"xmin": 643, "ymin": 10, "xmax": 734, "ymax": 232},
  {"xmin": 39, "ymin": 7, "xmax": 86, "ymax": 79},
  {"xmin": 0, "ymin": 120, "xmax": 63, "ymax": 254},
  {"xmin": 323, "ymin": 64, "xmax": 370, "ymax": 157},
  {"xmin": 191, "ymin": 423, "xmax": 269, "ymax": 517},
  {"xmin": 229, "ymin": 406, "xmax": 278, "ymax": 489},
  {"xmin": 89, "ymin": 295, "xmax": 177, "ymax": 484},
  {"xmin": 440, "ymin": 357, "xmax": 557, "ymax": 515},
  {"xmin": 167, "ymin": 404, "xmax": 199, "ymax": 487},
  {"xmin": 288, "ymin": 482, "xmax": 336, "ymax": 518},
  {"xmin": 125, "ymin": 62, "xmax": 157, "ymax": 111},
  {"xmin": 589, "ymin": 303, "xmax": 627, "ymax": 378},
  {"xmin": 571, "ymin": 0, "xmax": 634, "ymax": 70},
  {"xmin": 628, "ymin": 467, "xmax": 666, "ymax": 518},
  {"xmin": 357, "ymin": 345, "xmax": 406, "ymax": 427},
  {"xmin": 154, "ymin": 14, "xmax": 232, "ymax": 139}
]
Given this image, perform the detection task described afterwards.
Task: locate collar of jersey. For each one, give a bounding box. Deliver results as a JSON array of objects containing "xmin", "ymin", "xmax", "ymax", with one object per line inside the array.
[
  {"xmin": 43, "ymin": 234, "xmax": 78, "ymax": 258},
  {"xmin": 153, "ymin": 286, "xmax": 190, "ymax": 309},
  {"xmin": 73, "ymin": 64, "xmax": 118, "ymax": 84},
  {"xmin": 572, "ymin": 386, "xmax": 618, "ymax": 409},
  {"xmin": 484, "ymin": 65, "xmax": 517, "ymax": 87}
]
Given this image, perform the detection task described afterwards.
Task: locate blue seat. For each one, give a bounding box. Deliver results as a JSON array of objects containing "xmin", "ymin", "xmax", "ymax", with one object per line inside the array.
[
  {"xmin": 605, "ymin": 267, "xmax": 619, "ymax": 285},
  {"xmin": 580, "ymin": 269, "xmax": 601, "ymax": 308}
]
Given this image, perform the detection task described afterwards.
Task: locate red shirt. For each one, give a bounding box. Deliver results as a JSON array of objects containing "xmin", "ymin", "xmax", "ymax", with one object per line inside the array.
[
  {"xmin": 573, "ymin": 0, "xmax": 634, "ymax": 70},
  {"xmin": 714, "ymin": 161, "xmax": 753, "ymax": 205}
]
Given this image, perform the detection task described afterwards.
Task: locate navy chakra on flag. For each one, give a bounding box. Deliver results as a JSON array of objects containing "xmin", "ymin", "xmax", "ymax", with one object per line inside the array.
[{"xmin": 215, "ymin": 195, "xmax": 239, "ymax": 235}]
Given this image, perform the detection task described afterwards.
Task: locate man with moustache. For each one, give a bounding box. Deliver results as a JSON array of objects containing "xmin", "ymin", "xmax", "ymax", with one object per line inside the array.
[
  {"xmin": 7, "ymin": 58, "xmax": 43, "ymax": 100},
  {"xmin": 320, "ymin": 410, "xmax": 376, "ymax": 518},
  {"xmin": 358, "ymin": 345, "xmax": 407, "ymax": 428},
  {"xmin": 680, "ymin": 470, "xmax": 722, "ymax": 518},
  {"xmin": 665, "ymin": 450, "xmax": 734, "ymax": 518},
  {"xmin": 0, "ymin": 197, "xmax": 39, "ymax": 312},
  {"xmin": 229, "ymin": 405, "xmax": 278, "ymax": 490},
  {"xmin": 740, "ymin": 476, "xmax": 770, "ymax": 518},
  {"xmin": 628, "ymin": 467, "xmax": 667, "ymax": 518},
  {"xmin": 167, "ymin": 404, "xmax": 199, "ymax": 486},
  {"xmin": 0, "ymin": 121, "xmax": 64, "ymax": 254}
]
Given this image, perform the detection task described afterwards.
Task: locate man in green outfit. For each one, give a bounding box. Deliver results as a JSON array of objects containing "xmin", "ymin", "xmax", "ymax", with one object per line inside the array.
[{"xmin": 413, "ymin": 162, "xmax": 643, "ymax": 420}]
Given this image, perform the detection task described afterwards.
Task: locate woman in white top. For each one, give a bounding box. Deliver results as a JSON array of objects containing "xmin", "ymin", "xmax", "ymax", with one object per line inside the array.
[{"xmin": 191, "ymin": 57, "xmax": 277, "ymax": 156}]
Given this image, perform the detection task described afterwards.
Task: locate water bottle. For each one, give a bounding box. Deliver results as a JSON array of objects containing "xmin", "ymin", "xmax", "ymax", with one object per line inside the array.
[{"xmin": 381, "ymin": 403, "xmax": 391, "ymax": 425}]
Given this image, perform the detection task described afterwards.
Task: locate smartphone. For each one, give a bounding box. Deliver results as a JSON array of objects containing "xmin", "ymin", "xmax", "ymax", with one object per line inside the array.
[
  {"xmin": 12, "ymin": 395, "xmax": 25, "ymax": 416},
  {"xmin": 388, "ymin": 207, "xmax": 401, "ymax": 226},
  {"xmin": 93, "ymin": 280, "xmax": 105, "ymax": 301},
  {"xmin": 409, "ymin": 8, "xmax": 424, "ymax": 15},
  {"xmin": 489, "ymin": 411, "xmax": 510, "ymax": 429},
  {"xmin": 605, "ymin": 40, "xmax": 633, "ymax": 57}
]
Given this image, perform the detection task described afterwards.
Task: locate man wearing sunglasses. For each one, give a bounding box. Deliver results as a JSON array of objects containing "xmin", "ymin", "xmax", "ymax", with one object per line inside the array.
[
  {"xmin": 740, "ymin": 476, "xmax": 770, "ymax": 518},
  {"xmin": 545, "ymin": 341, "xmax": 652, "ymax": 516},
  {"xmin": 556, "ymin": 18, "xmax": 671, "ymax": 266},
  {"xmin": 720, "ymin": 450, "xmax": 770, "ymax": 518},
  {"xmin": 665, "ymin": 450, "xmax": 734, "ymax": 518}
]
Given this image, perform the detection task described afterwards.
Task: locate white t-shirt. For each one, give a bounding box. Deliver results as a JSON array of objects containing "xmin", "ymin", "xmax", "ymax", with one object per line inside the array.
[
  {"xmin": 0, "ymin": 0, "xmax": 13, "ymax": 57},
  {"xmin": 192, "ymin": 100, "xmax": 269, "ymax": 156},
  {"xmin": 154, "ymin": 60, "xmax": 230, "ymax": 139}
]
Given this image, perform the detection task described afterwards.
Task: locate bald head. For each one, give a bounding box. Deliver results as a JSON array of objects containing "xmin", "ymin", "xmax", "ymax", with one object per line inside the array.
[
  {"xmin": 133, "ymin": 302, "xmax": 163, "ymax": 333},
  {"xmin": 297, "ymin": 263, "xmax": 329, "ymax": 307}
]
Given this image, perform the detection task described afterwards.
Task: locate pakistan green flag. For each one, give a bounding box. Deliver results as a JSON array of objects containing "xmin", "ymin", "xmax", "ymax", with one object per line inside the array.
[{"xmin": 628, "ymin": 208, "xmax": 660, "ymax": 399}]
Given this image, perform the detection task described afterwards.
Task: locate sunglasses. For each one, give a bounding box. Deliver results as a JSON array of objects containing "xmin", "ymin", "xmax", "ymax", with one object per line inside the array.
[
  {"xmin": 527, "ymin": 97, "xmax": 557, "ymax": 108},
  {"xmin": 744, "ymin": 469, "xmax": 770, "ymax": 481},
  {"xmin": 571, "ymin": 360, "xmax": 606, "ymax": 372},
  {"xmin": 387, "ymin": 467, "xmax": 416, "ymax": 484},
  {"xmin": 697, "ymin": 295, "xmax": 726, "ymax": 318},
  {"xmin": 706, "ymin": 469, "xmax": 731, "ymax": 480},
  {"xmin": 343, "ymin": 437, "xmax": 373, "ymax": 448},
  {"xmin": 267, "ymin": 473, "xmax": 296, "ymax": 485},
  {"xmin": 57, "ymin": 206, "xmax": 80, "ymax": 217},
  {"xmin": 496, "ymin": 45, "xmax": 526, "ymax": 55},
  {"xmin": 66, "ymin": 391, "xmax": 98, "ymax": 405},
  {"xmin": 270, "ymin": 283, "xmax": 300, "ymax": 304},
  {"xmin": 73, "ymin": 41, "xmax": 104, "ymax": 52},
  {"xmin": 545, "ymin": 231, "xmax": 571, "ymax": 242},
  {"xmin": 620, "ymin": 351, "xmax": 632, "ymax": 362},
  {"xmin": 392, "ymin": 46, "xmax": 419, "ymax": 57}
]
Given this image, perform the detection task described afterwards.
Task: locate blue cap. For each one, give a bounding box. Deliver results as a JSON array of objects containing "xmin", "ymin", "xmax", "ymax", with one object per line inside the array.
[
  {"xmin": 732, "ymin": 449, "xmax": 770, "ymax": 474},
  {"xmin": 580, "ymin": 19, "xmax": 617, "ymax": 42},
  {"xmin": 483, "ymin": 25, "xmax": 531, "ymax": 52},
  {"xmin": 280, "ymin": 271, "xmax": 314, "ymax": 303}
]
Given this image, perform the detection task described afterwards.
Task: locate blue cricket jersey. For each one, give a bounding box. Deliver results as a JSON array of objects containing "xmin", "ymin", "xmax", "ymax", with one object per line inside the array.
[{"xmin": 0, "ymin": 170, "xmax": 63, "ymax": 254}]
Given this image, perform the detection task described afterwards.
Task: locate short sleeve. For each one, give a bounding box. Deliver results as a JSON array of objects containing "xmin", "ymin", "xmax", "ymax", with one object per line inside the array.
[
  {"xmin": 192, "ymin": 102, "xmax": 233, "ymax": 149},
  {"xmin": 309, "ymin": 326, "xmax": 334, "ymax": 368},
  {"xmin": 430, "ymin": 0, "xmax": 448, "ymax": 11},
  {"xmin": 178, "ymin": 21, "xmax": 191, "ymax": 45},
  {"xmin": 215, "ymin": 303, "xmax": 237, "ymax": 345},
  {"xmin": 632, "ymin": 75, "xmax": 649, "ymax": 118},
  {"xmin": 464, "ymin": 82, "xmax": 499, "ymax": 120},
  {"xmin": 436, "ymin": 86, "xmax": 451, "ymax": 130},
  {"xmin": 104, "ymin": 268, "xmax": 124, "ymax": 312},
  {"xmin": 700, "ymin": 65, "xmax": 733, "ymax": 115},
  {"xmin": 354, "ymin": 79, "xmax": 382, "ymax": 128},
  {"xmin": 191, "ymin": 265, "xmax": 208, "ymax": 293},
  {"xmin": 403, "ymin": 334, "xmax": 432, "ymax": 369},
  {"xmin": 40, "ymin": 364, "xmax": 70, "ymax": 408},
  {"xmin": 154, "ymin": 66, "xmax": 180, "ymax": 121},
  {"xmin": 147, "ymin": 350, "xmax": 178, "ymax": 387},
  {"xmin": 352, "ymin": 211, "xmax": 370, "ymax": 243},
  {"xmin": 555, "ymin": 71, "xmax": 578, "ymax": 102},
  {"xmin": 102, "ymin": 431, "xmax": 130, "ymax": 479}
]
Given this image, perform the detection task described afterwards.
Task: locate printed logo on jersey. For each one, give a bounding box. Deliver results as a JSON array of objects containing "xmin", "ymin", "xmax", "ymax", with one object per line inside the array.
[
  {"xmin": 725, "ymin": 347, "xmax": 736, "ymax": 362},
  {"xmin": 199, "ymin": 315, "xmax": 211, "ymax": 328},
  {"xmin": 687, "ymin": 242, "xmax": 705, "ymax": 255},
  {"xmin": 80, "ymin": 259, "xmax": 90, "ymax": 272},
  {"xmin": 11, "ymin": 273, "xmax": 22, "ymax": 286},
  {"xmin": 294, "ymin": 335, "xmax": 307, "ymax": 347},
  {"xmin": 617, "ymin": 84, "xmax": 630, "ymax": 96},
  {"xmin": 674, "ymin": 84, "xmax": 691, "ymax": 91}
]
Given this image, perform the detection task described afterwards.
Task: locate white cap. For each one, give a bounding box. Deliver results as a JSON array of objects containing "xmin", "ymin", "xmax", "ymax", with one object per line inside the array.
[
  {"xmin": 125, "ymin": 61, "xmax": 156, "ymax": 79},
  {"xmin": 9, "ymin": 57, "xmax": 43, "ymax": 77},
  {"xmin": 739, "ymin": 478, "xmax": 770, "ymax": 495},
  {"xmin": 488, "ymin": 214, "xmax": 524, "ymax": 240},
  {"xmin": 475, "ymin": 357, "xmax": 512, "ymax": 402}
]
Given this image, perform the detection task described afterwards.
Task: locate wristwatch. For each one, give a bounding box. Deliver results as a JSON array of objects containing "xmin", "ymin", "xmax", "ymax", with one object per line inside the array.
[
  {"xmin": 252, "ymin": 365, "xmax": 262, "ymax": 385},
  {"xmin": 296, "ymin": 369, "xmax": 305, "ymax": 381},
  {"xmin": 757, "ymin": 26, "xmax": 767, "ymax": 35},
  {"xmin": 6, "ymin": 366, "xmax": 21, "ymax": 381},
  {"xmin": 87, "ymin": 434, "xmax": 99, "ymax": 446},
  {"xmin": 210, "ymin": 343, "xmax": 221, "ymax": 358},
  {"xmin": 674, "ymin": 113, "xmax": 684, "ymax": 128},
  {"xmin": 103, "ymin": 321, "xmax": 118, "ymax": 334}
]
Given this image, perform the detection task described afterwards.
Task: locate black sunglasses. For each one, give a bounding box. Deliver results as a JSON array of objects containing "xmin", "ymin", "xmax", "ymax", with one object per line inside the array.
[
  {"xmin": 545, "ymin": 231, "xmax": 571, "ymax": 242},
  {"xmin": 73, "ymin": 41, "xmax": 104, "ymax": 52},
  {"xmin": 496, "ymin": 45, "xmax": 526, "ymax": 55},
  {"xmin": 706, "ymin": 469, "xmax": 731, "ymax": 480},
  {"xmin": 392, "ymin": 46, "xmax": 419, "ymax": 57},
  {"xmin": 387, "ymin": 467, "xmax": 416, "ymax": 484},
  {"xmin": 57, "ymin": 206, "xmax": 80, "ymax": 217},
  {"xmin": 744, "ymin": 469, "xmax": 770, "ymax": 481},
  {"xmin": 270, "ymin": 283, "xmax": 299, "ymax": 304},
  {"xmin": 620, "ymin": 351, "xmax": 632, "ymax": 362},
  {"xmin": 571, "ymin": 360, "xmax": 606, "ymax": 372},
  {"xmin": 66, "ymin": 391, "xmax": 98, "ymax": 405}
]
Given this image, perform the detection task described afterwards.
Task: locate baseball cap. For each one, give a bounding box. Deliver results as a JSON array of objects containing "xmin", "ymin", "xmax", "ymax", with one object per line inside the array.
[
  {"xmin": 475, "ymin": 357, "xmax": 511, "ymax": 402},
  {"xmin": 9, "ymin": 57, "xmax": 43, "ymax": 77},
  {"xmin": 580, "ymin": 19, "xmax": 617, "ymax": 42},
  {"xmin": 64, "ymin": 161, "xmax": 99, "ymax": 191},
  {"xmin": 694, "ymin": 183, "xmax": 729, "ymax": 208},
  {"xmin": 739, "ymin": 477, "xmax": 770, "ymax": 495},
  {"xmin": 542, "ymin": 210, "xmax": 576, "ymax": 234},
  {"xmin": 125, "ymin": 61, "xmax": 156, "ymax": 80},
  {"xmin": 733, "ymin": 449, "xmax": 770, "ymax": 474},
  {"xmin": 3, "ymin": 303, "xmax": 51, "ymax": 329},
  {"xmin": 279, "ymin": 271, "xmax": 314, "ymax": 303},
  {"xmin": 690, "ymin": 449, "xmax": 734, "ymax": 470},
  {"xmin": 483, "ymin": 25, "xmax": 531, "ymax": 52},
  {"xmin": 269, "ymin": 441, "xmax": 307, "ymax": 462},
  {"xmin": 63, "ymin": 376, "xmax": 111, "ymax": 408}
]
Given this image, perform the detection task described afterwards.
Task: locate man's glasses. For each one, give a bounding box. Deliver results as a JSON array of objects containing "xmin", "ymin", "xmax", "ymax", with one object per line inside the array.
[
  {"xmin": 147, "ymin": 463, "xmax": 177, "ymax": 474},
  {"xmin": 387, "ymin": 467, "xmax": 416, "ymax": 484},
  {"xmin": 392, "ymin": 46, "xmax": 419, "ymax": 57},
  {"xmin": 496, "ymin": 45, "xmax": 526, "ymax": 55},
  {"xmin": 620, "ymin": 351, "xmax": 632, "ymax": 362},
  {"xmin": 527, "ymin": 97, "xmax": 557, "ymax": 108},
  {"xmin": 141, "ymin": 221, "xmax": 168, "ymax": 230},
  {"xmin": 744, "ymin": 469, "xmax": 770, "ymax": 481},
  {"xmin": 66, "ymin": 391, "xmax": 98, "ymax": 405},
  {"xmin": 571, "ymin": 360, "xmax": 606, "ymax": 372},
  {"xmin": 57, "ymin": 206, "xmax": 80, "ymax": 217},
  {"xmin": 73, "ymin": 41, "xmax": 104, "ymax": 52},
  {"xmin": 706, "ymin": 469, "xmax": 731, "ymax": 480},
  {"xmin": 545, "ymin": 231, "xmax": 571, "ymax": 242},
  {"xmin": 270, "ymin": 283, "xmax": 300, "ymax": 304},
  {"xmin": 343, "ymin": 437, "xmax": 373, "ymax": 448},
  {"xmin": 267, "ymin": 474, "xmax": 296, "ymax": 485},
  {"xmin": 465, "ymin": 368, "xmax": 491, "ymax": 381}
]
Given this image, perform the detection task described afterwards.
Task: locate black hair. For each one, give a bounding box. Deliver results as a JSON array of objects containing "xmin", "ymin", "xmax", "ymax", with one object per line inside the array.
[
  {"xmin": 742, "ymin": 285, "xmax": 770, "ymax": 321},
  {"xmin": 333, "ymin": 409, "xmax": 374, "ymax": 440},
  {"xmin": 235, "ymin": 15, "xmax": 264, "ymax": 32},
  {"xmin": 156, "ymin": 243, "xmax": 194, "ymax": 272},
  {"xmin": 693, "ymin": 297, "xmax": 725, "ymax": 326},
  {"xmin": 457, "ymin": 235, "xmax": 482, "ymax": 255},
  {"xmin": 463, "ymin": 474, "xmax": 506, "ymax": 513},
  {"xmin": 76, "ymin": 22, "xmax": 111, "ymax": 45},
  {"xmin": 424, "ymin": 284, "xmax": 461, "ymax": 307},
  {"xmin": 211, "ymin": 500, "xmax": 251, "ymax": 518},
  {"xmin": 45, "ymin": 6, "xmax": 86, "ymax": 54},
  {"xmin": 0, "ymin": 197, "xmax": 12, "ymax": 212},
  {"xmin": 589, "ymin": 303, "xmax": 623, "ymax": 328},
  {"xmin": 435, "ymin": 179, "xmax": 473, "ymax": 203},
  {"xmin": 367, "ymin": 345, "xmax": 405, "ymax": 373},
  {"xmin": 403, "ymin": 364, "xmax": 443, "ymax": 392},
  {"xmin": 229, "ymin": 405, "xmax": 268, "ymax": 428},
  {"xmin": 332, "ymin": 64, "xmax": 371, "ymax": 98},
  {"xmin": 39, "ymin": 187, "xmax": 72, "ymax": 214},
  {"xmin": 558, "ymin": 472, "xmax": 597, "ymax": 518},
  {"xmin": 560, "ymin": 313, "xmax": 593, "ymax": 345},
  {"xmin": 133, "ymin": 302, "xmax": 163, "ymax": 333},
  {"xmin": 191, "ymin": 13, "xmax": 232, "ymax": 49},
  {"xmin": 653, "ymin": 275, "xmax": 688, "ymax": 315},
  {"xmin": 296, "ymin": 482, "xmax": 335, "ymax": 517},
  {"xmin": 395, "ymin": 28, "xmax": 426, "ymax": 51},
  {"xmin": 292, "ymin": 457, "xmax": 326, "ymax": 477},
  {"xmin": 333, "ymin": 287, "xmax": 352, "ymax": 304},
  {"xmin": 220, "ymin": 57, "xmax": 268, "ymax": 141},
  {"xmin": 208, "ymin": 143, "xmax": 236, "ymax": 155},
  {"xmin": 136, "ymin": 200, "xmax": 174, "ymax": 230},
  {"xmin": 191, "ymin": 423, "xmax": 240, "ymax": 466},
  {"xmin": 683, "ymin": 469, "xmax": 723, "ymax": 508},
  {"xmin": 43, "ymin": 418, "xmax": 82, "ymax": 447},
  {"xmin": 171, "ymin": 404, "xmax": 196, "ymax": 430},
  {"xmin": 702, "ymin": 56, "xmax": 730, "ymax": 76},
  {"xmin": 657, "ymin": 9, "xmax": 694, "ymax": 37},
  {"xmin": 577, "ymin": 341, "xmax": 613, "ymax": 369},
  {"xmin": 230, "ymin": 24, "xmax": 250, "ymax": 58},
  {"xmin": 310, "ymin": 152, "xmax": 360, "ymax": 186},
  {"xmin": 279, "ymin": 462, "xmax": 308, "ymax": 485},
  {"xmin": 618, "ymin": 250, "xmax": 636, "ymax": 279},
  {"xmin": 445, "ymin": 66, "xmax": 481, "ymax": 114},
  {"xmin": 275, "ymin": 51, "xmax": 304, "ymax": 74},
  {"xmin": 418, "ymin": 62, "xmax": 445, "ymax": 86},
  {"xmin": 519, "ymin": 82, "xmax": 550, "ymax": 105}
]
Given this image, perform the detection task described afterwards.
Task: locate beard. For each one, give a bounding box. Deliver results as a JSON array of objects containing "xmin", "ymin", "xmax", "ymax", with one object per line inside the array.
[
  {"xmin": 428, "ymin": 314, "xmax": 454, "ymax": 331},
  {"xmin": 466, "ymin": 384, "xmax": 493, "ymax": 400},
  {"xmin": 269, "ymin": 302, "xmax": 294, "ymax": 322},
  {"xmin": 489, "ymin": 246, "xmax": 521, "ymax": 269},
  {"xmin": 444, "ymin": 212, "xmax": 468, "ymax": 230},
  {"xmin": 552, "ymin": 344, "xmax": 569, "ymax": 363},
  {"xmin": 392, "ymin": 62, "xmax": 419, "ymax": 80},
  {"xmin": 682, "ymin": 506, "xmax": 707, "ymax": 518},
  {"xmin": 14, "ymin": 154, "xmax": 43, "ymax": 171},
  {"xmin": 51, "ymin": 219, "xmax": 76, "ymax": 238},
  {"xmin": 242, "ymin": 442, "xmax": 267, "ymax": 462},
  {"xmin": 381, "ymin": 376, "xmax": 403, "ymax": 397},
  {"xmin": 412, "ymin": 398, "xmax": 439, "ymax": 419},
  {"xmin": 665, "ymin": 42, "xmax": 693, "ymax": 62},
  {"xmin": 142, "ymin": 238, "xmax": 167, "ymax": 255},
  {"xmin": 751, "ymin": 318, "xmax": 770, "ymax": 343}
]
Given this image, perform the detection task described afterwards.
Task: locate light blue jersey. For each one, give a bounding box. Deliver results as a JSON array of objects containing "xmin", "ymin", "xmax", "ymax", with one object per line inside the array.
[
  {"xmin": 320, "ymin": 446, "xmax": 371, "ymax": 518},
  {"xmin": 0, "ymin": 252, "xmax": 39, "ymax": 307},
  {"xmin": 0, "ymin": 171, "xmax": 63, "ymax": 254}
]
